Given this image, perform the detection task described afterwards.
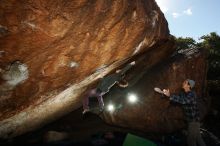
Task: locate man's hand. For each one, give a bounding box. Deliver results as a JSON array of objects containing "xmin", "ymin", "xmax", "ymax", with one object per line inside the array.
[
  {"xmin": 130, "ymin": 61, "xmax": 135, "ymax": 66},
  {"xmin": 163, "ymin": 89, "xmax": 170, "ymax": 97}
]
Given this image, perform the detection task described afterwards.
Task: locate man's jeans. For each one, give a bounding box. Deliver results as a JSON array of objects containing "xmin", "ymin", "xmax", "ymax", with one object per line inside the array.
[
  {"xmin": 187, "ymin": 121, "xmax": 206, "ymax": 146},
  {"xmin": 82, "ymin": 88, "xmax": 105, "ymax": 110}
]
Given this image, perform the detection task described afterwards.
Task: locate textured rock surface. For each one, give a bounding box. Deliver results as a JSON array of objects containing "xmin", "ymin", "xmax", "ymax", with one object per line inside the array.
[
  {"xmin": 0, "ymin": 0, "xmax": 208, "ymax": 140},
  {"xmin": 101, "ymin": 47, "xmax": 209, "ymax": 134}
]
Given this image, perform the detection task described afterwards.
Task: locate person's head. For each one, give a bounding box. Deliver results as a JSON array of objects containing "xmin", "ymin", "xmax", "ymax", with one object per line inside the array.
[{"xmin": 182, "ymin": 79, "xmax": 195, "ymax": 92}]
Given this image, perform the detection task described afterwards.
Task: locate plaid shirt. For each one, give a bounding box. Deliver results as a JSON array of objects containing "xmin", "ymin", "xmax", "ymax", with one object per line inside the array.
[{"xmin": 170, "ymin": 91, "xmax": 200, "ymax": 122}]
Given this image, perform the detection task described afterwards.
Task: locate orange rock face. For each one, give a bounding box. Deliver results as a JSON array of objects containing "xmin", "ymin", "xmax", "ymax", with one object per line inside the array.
[
  {"xmin": 0, "ymin": 0, "xmax": 168, "ymax": 114},
  {"xmin": 0, "ymin": 0, "xmax": 208, "ymax": 139}
]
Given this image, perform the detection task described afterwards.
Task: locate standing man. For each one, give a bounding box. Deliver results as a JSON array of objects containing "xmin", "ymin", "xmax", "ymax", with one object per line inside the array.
[
  {"xmin": 162, "ymin": 79, "xmax": 206, "ymax": 146},
  {"xmin": 82, "ymin": 61, "xmax": 135, "ymax": 114}
]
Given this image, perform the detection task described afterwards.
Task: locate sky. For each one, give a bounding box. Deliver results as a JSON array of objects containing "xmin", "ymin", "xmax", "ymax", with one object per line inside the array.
[{"xmin": 155, "ymin": 0, "xmax": 220, "ymax": 41}]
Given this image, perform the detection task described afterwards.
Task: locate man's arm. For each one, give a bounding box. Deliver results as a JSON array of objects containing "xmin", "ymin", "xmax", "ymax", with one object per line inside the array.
[
  {"xmin": 163, "ymin": 89, "xmax": 193, "ymax": 104},
  {"xmin": 169, "ymin": 94, "xmax": 192, "ymax": 104},
  {"xmin": 120, "ymin": 61, "xmax": 135, "ymax": 75}
]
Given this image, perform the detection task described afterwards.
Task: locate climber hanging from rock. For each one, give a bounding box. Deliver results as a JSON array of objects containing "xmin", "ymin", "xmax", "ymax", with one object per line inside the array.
[{"xmin": 82, "ymin": 61, "xmax": 136, "ymax": 114}]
